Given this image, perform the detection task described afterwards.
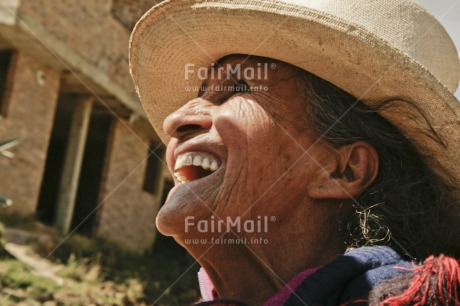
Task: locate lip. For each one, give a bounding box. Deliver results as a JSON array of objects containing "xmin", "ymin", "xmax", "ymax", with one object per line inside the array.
[
  {"xmin": 168, "ymin": 141, "xmax": 227, "ymax": 184},
  {"xmin": 166, "ymin": 160, "xmax": 226, "ymax": 203},
  {"xmin": 164, "ymin": 141, "xmax": 227, "ymax": 204}
]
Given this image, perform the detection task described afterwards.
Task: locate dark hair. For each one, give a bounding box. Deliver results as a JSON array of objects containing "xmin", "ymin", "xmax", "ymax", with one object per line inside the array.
[{"xmin": 298, "ymin": 71, "xmax": 459, "ymax": 260}]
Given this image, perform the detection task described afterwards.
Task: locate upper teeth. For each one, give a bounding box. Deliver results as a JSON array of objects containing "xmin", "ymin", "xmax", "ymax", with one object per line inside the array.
[{"xmin": 174, "ymin": 152, "xmax": 221, "ymax": 183}]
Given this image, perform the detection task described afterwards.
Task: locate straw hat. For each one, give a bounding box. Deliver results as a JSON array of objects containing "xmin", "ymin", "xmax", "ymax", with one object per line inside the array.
[{"xmin": 129, "ymin": 0, "xmax": 460, "ymax": 192}]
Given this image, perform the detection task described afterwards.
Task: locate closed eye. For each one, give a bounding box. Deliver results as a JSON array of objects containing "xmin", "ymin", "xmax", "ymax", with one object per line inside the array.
[
  {"xmin": 234, "ymin": 80, "xmax": 250, "ymax": 93},
  {"xmin": 198, "ymin": 79, "xmax": 251, "ymax": 104},
  {"xmin": 216, "ymin": 79, "xmax": 251, "ymax": 104}
]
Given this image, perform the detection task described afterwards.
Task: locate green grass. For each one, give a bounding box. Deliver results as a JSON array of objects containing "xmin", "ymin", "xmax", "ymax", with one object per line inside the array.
[
  {"xmin": 32, "ymin": 228, "xmax": 201, "ymax": 305},
  {"xmin": 0, "ymin": 259, "xmax": 58, "ymax": 303},
  {"xmin": 0, "ymin": 212, "xmax": 201, "ymax": 305}
]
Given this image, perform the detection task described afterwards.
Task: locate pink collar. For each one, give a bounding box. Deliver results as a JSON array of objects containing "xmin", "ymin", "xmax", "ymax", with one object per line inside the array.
[
  {"xmin": 198, "ymin": 268, "xmax": 218, "ymax": 301},
  {"xmin": 197, "ymin": 267, "xmax": 318, "ymax": 305}
]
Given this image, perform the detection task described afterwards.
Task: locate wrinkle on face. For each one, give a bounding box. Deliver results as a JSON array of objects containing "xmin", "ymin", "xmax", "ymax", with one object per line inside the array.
[{"xmin": 160, "ymin": 55, "xmax": 331, "ymax": 241}]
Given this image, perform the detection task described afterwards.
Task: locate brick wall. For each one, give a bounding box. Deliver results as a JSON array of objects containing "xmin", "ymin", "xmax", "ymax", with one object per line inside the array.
[
  {"xmin": 17, "ymin": 0, "xmax": 137, "ymax": 98},
  {"xmin": 111, "ymin": 0, "xmax": 161, "ymax": 30},
  {"xmin": 0, "ymin": 51, "xmax": 60, "ymax": 214},
  {"xmin": 96, "ymin": 119, "xmax": 165, "ymax": 251},
  {"xmin": 0, "ymin": 1, "xmax": 166, "ymax": 251}
]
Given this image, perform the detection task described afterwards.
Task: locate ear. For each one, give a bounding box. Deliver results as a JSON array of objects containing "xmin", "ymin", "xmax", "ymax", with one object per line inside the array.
[{"xmin": 307, "ymin": 142, "xmax": 379, "ymax": 200}]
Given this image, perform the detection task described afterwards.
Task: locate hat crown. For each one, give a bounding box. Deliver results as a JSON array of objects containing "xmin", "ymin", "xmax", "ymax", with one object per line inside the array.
[{"xmin": 281, "ymin": 0, "xmax": 460, "ymax": 93}]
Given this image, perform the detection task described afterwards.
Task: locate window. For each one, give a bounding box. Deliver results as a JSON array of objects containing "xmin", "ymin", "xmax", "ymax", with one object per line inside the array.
[
  {"xmin": 143, "ymin": 142, "xmax": 164, "ymax": 194},
  {"xmin": 0, "ymin": 50, "xmax": 14, "ymax": 117}
]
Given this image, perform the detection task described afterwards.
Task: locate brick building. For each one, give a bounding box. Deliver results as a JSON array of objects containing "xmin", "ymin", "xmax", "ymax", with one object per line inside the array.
[{"xmin": 0, "ymin": 0, "xmax": 169, "ymax": 251}]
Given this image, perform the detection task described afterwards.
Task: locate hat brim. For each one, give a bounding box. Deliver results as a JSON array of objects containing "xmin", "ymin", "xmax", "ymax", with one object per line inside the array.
[{"xmin": 129, "ymin": 0, "xmax": 460, "ymax": 190}]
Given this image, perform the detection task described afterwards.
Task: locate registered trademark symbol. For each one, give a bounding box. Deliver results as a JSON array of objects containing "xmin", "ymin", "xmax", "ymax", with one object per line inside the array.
[
  {"xmin": 270, "ymin": 63, "xmax": 277, "ymax": 69},
  {"xmin": 270, "ymin": 216, "xmax": 276, "ymax": 222}
]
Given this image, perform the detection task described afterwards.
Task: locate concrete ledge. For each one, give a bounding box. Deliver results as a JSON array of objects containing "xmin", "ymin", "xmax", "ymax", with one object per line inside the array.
[
  {"xmin": 0, "ymin": 0, "xmax": 146, "ymax": 121},
  {"xmin": 0, "ymin": 0, "xmax": 20, "ymax": 26}
]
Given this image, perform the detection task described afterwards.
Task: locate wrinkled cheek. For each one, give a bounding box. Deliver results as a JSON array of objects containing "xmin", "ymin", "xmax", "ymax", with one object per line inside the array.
[
  {"xmin": 214, "ymin": 103, "xmax": 277, "ymax": 167},
  {"xmin": 214, "ymin": 102, "xmax": 274, "ymax": 147},
  {"xmin": 214, "ymin": 109, "xmax": 249, "ymax": 146},
  {"xmin": 213, "ymin": 102, "xmax": 283, "ymax": 210}
]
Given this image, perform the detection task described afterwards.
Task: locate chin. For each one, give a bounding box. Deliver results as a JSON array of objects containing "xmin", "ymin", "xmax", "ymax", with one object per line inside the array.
[
  {"xmin": 155, "ymin": 196, "xmax": 214, "ymax": 237},
  {"xmin": 155, "ymin": 204, "xmax": 187, "ymax": 236}
]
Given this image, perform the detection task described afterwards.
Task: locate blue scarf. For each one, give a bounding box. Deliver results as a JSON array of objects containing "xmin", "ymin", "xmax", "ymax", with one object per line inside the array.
[
  {"xmin": 195, "ymin": 246, "xmax": 414, "ymax": 306},
  {"xmin": 284, "ymin": 246, "xmax": 413, "ymax": 305}
]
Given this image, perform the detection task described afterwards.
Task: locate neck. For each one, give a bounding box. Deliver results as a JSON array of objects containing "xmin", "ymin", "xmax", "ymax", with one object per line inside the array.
[
  {"xmin": 199, "ymin": 243, "xmax": 283, "ymax": 304},
  {"xmin": 176, "ymin": 213, "xmax": 347, "ymax": 305}
]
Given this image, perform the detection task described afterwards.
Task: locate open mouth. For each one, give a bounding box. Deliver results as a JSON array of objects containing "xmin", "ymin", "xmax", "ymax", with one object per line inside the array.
[{"xmin": 174, "ymin": 152, "xmax": 221, "ymax": 183}]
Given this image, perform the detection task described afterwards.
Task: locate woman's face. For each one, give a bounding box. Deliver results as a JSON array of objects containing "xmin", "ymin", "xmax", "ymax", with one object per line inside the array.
[{"xmin": 158, "ymin": 55, "xmax": 332, "ymax": 239}]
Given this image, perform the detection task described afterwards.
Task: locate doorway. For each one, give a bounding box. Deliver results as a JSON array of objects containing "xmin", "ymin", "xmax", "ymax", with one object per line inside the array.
[{"xmin": 37, "ymin": 94, "xmax": 113, "ymax": 236}]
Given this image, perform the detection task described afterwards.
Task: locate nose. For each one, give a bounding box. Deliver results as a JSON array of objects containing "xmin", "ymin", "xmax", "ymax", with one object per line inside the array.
[{"xmin": 163, "ymin": 99, "xmax": 212, "ymax": 139}]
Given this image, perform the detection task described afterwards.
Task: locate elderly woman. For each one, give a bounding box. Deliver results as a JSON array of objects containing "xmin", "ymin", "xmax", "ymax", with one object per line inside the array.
[{"xmin": 129, "ymin": 0, "xmax": 460, "ymax": 305}]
